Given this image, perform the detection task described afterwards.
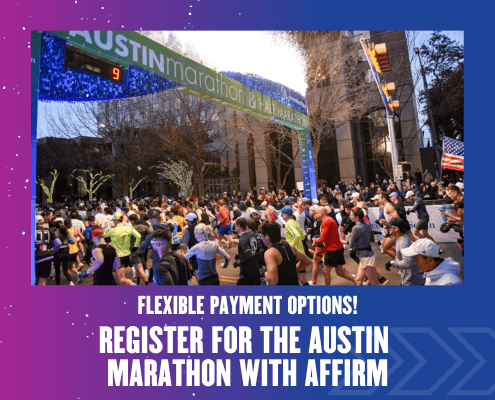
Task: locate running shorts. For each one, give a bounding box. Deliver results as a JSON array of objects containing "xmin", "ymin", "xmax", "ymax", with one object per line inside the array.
[
  {"xmin": 323, "ymin": 247, "xmax": 346, "ymax": 267},
  {"xmin": 119, "ymin": 255, "xmax": 132, "ymax": 269},
  {"xmin": 416, "ymin": 218, "xmax": 429, "ymax": 231},
  {"xmin": 359, "ymin": 256, "xmax": 376, "ymax": 269},
  {"xmin": 218, "ymin": 224, "xmax": 232, "ymax": 236}
]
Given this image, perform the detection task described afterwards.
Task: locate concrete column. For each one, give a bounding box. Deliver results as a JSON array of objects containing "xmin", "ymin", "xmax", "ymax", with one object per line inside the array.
[
  {"xmin": 335, "ymin": 122, "xmax": 357, "ymax": 183},
  {"xmin": 253, "ymin": 138, "xmax": 270, "ymax": 193},
  {"xmin": 237, "ymin": 132, "xmax": 251, "ymax": 193}
]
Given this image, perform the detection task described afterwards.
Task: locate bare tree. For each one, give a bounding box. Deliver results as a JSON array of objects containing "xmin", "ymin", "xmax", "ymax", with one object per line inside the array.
[
  {"xmin": 156, "ymin": 160, "xmax": 197, "ymax": 199},
  {"xmin": 43, "ymin": 99, "xmax": 160, "ymax": 198},
  {"xmin": 136, "ymin": 90, "xmax": 239, "ymax": 197},
  {"xmin": 72, "ymin": 168, "xmax": 114, "ymax": 201},
  {"xmin": 233, "ymin": 111, "xmax": 300, "ymax": 190},
  {"xmin": 280, "ymin": 31, "xmax": 374, "ymax": 181},
  {"xmin": 37, "ymin": 169, "xmax": 59, "ymax": 203}
]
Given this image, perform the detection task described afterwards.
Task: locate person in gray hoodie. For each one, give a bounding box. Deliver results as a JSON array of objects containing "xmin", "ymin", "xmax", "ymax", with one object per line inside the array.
[
  {"xmin": 401, "ymin": 238, "xmax": 463, "ymax": 286},
  {"xmin": 383, "ymin": 218, "xmax": 425, "ymax": 286}
]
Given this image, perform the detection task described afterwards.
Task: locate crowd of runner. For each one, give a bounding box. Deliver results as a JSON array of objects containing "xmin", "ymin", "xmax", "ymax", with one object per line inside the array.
[{"xmin": 34, "ymin": 175, "xmax": 464, "ymax": 286}]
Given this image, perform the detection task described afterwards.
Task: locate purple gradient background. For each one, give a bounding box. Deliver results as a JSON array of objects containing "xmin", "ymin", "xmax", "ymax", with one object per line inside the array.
[{"xmin": 0, "ymin": 0, "xmax": 484, "ymax": 399}]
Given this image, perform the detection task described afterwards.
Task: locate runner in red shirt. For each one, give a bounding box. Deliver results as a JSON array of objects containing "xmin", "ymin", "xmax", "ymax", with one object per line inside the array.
[
  {"xmin": 311, "ymin": 206, "xmax": 356, "ymax": 286},
  {"xmin": 216, "ymin": 200, "xmax": 238, "ymax": 248}
]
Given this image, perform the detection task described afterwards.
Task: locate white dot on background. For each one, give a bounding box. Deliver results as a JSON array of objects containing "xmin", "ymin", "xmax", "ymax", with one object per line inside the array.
[
  {"xmin": 26, "ymin": 179, "xmax": 29, "ymax": 182},
  {"xmin": 22, "ymin": 27, "xmax": 25, "ymax": 30},
  {"xmin": 101, "ymin": 6, "xmax": 104, "ymax": 9},
  {"xmin": 85, "ymin": 314, "xmax": 88, "ymax": 317},
  {"xmin": 22, "ymin": 232, "xmax": 25, "ymax": 235},
  {"xmin": 189, "ymin": 12, "xmax": 192, "ymax": 15}
]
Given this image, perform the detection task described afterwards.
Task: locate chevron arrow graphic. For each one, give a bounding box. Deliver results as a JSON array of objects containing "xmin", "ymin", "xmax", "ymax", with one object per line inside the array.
[
  {"xmin": 388, "ymin": 328, "xmax": 462, "ymax": 395},
  {"xmin": 447, "ymin": 327, "xmax": 495, "ymax": 395}
]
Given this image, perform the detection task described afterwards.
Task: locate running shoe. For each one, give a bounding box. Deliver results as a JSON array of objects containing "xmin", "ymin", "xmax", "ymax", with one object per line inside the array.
[
  {"xmin": 363, "ymin": 277, "xmax": 369, "ymax": 286},
  {"xmin": 378, "ymin": 276, "xmax": 388, "ymax": 285},
  {"xmin": 77, "ymin": 272, "xmax": 83, "ymax": 284},
  {"xmin": 351, "ymin": 274, "xmax": 357, "ymax": 286},
  {"xmin": 77, "ymin": 263, "xmax": 84, "ymax": 271}
]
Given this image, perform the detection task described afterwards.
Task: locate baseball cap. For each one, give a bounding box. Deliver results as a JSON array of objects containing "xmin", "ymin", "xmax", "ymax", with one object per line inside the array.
[
  {"xmin": 238, "ymin": 201, "xmax": 247, "ymax": 211},
  {"xmin": 185, "ymin": 213, "xmax": 197, "ymax": 222},
  {"xmin": 289, "ymin": 197, "xmax": 295, "ymax": 201},
  {"xmin": 35, "ymin": 215, "xmax": 44, "ymax": 224},
  {"xmin": 113, "ymin": 212, "xmax": 123, "ymax": 220},
  {"xmin": 281, "ymin": 206, "xmax": 293, "ymax": 216},
  {"xmin": 390, "ymin": 192, "xmax": 399, "ymax": 198},
  {"xmin": 351, "ymin": 192, "xmax": 360, "ymax": 198},
  {"xmin": 312, "ymin": 199, "xmax": 319, "ymax": 205},
  {"xmin": 455, "ymin": 182, "xmax": 464, "ymax": 189},
  {"xmin": 261, "ymin": 201, "xmax": 268, "ymax": 207},
  {"xmin": 453, "ymin": 201, "xmax": 464, "ymax": 210},
  {"xmin": 282, "ymin": 198, "xmax": 290, "ymax": 204},
  {"xmin": 370, "ymin": 195, "xmax": 379, "ymax": 201},
  {"xmin": 405, "ymin": 191, "xmax": 415, "ymax": 199},
  {"xmin": 223, "ymin": 192, "xmax": 228, "ymax": 195},
  {"xmin": 79, "ymin": 202, "xmax": 85, "ymax": 207},
  {"xmin": 401, "ymin": 238, "xmax": 440, "ymax": 258},
  {"xmin": 383, "ymin": 217, "xmax": 407, "ymax": 233},
  {"xmin": 132, "ymin": 204, "xmax": 138, "ymax": 210},
  {"xmin": 91, "ymin": 228, "xmax": 104, "ymax": 241}
]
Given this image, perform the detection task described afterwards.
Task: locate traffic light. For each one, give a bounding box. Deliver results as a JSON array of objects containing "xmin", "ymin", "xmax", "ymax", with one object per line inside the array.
[
  {"xmin": 382, "ymin": 82, "xmax": 396, "ymax": 97},
  {"xmin": 389, "ymin": 100, "xmax": 400, "ymax": 111},
  {"xmin": 368, "ymin": 43, "xmax": 392, "ymax": 74}
]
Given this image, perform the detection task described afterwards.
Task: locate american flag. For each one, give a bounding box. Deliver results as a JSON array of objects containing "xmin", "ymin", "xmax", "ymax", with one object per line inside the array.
[{"xmin": 441, "ymin": 137, "xmax": 464, "ymax": 171}]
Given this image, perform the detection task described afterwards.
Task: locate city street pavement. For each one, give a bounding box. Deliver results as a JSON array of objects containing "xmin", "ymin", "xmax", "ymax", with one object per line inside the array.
[{"xmin": 45, "ymin": 240, "xmax": 464, "ymax": 286}]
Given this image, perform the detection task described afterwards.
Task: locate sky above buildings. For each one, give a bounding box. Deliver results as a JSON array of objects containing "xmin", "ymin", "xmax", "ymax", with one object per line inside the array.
[{"xmin": 37, "ymin": 30, "xmax": 463, "ymax": 143}]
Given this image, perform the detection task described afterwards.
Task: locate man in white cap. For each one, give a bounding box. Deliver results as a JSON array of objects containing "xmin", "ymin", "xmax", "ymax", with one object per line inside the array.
[{"xmin": 401, "ymin": 239, "xmax": 463, "ymax": 285}]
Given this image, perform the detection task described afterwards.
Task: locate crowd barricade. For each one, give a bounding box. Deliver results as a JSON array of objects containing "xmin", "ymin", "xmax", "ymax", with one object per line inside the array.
[
  {"xmin": 247, "ymin": 202, "xmax": 462, "ymax": 244},
  {"xmin": 360, "ymin": 204, "xmax": 461, "ymax": 243}
]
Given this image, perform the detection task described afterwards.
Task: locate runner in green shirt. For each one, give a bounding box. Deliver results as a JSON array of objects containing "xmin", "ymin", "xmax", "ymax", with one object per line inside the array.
[
  {"xmin": 280, "ymin": 206, "xmax": 310, "ymax": 285},
  {"xmin": 104, "ymin": 213, "xmax": 141, "ymax": 285}
]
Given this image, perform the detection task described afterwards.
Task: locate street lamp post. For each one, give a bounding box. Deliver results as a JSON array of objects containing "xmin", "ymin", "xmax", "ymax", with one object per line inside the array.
[
  {"xmin": 414, "ymin": 47, "xmax": 442, "ymax": 180},
  {"xmin": 360, "ymin": 39, "xmax": 403, "ymax": 193}
]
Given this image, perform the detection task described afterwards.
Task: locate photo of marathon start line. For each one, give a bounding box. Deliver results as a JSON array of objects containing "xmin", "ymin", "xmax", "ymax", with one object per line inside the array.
[{"xmin": 32, "ymin": 30, "xmax": 464, "ymax": 287}]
